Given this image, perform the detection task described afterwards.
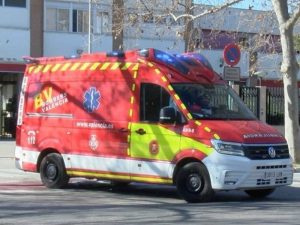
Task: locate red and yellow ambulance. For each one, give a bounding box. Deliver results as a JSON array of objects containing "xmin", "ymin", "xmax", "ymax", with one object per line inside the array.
[{"xmin": 15, "ymin": 48, "xmax": 293, "ymax": 202}]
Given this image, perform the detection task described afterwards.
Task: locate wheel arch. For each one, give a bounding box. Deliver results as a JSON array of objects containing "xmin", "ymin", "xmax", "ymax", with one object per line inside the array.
[
  {"xmin": 172, "ymin": 149, "xmax": 208, "ymax": 184},
  {"xmin": 37, "ymin": 148, "xmax": 61, "ymax": 172},
  {"xmin": 173, "ymin": 157, "xmax": 205, "ymax": 185}
]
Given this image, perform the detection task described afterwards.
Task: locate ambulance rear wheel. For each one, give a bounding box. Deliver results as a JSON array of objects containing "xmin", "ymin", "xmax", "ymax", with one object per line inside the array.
[
  {"xmin": 40, "ymin": 153, "xmax": 69, "ymax": 188},
  {"xmin": 176, "ymin": 162, "xmax": 214, "ymax": 203},
  {"xmin": 244, "ymin": 188, "xmax": 275, "ymax": 198}
]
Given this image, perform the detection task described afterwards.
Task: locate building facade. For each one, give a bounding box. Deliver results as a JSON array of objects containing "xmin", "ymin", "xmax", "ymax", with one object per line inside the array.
[{"xmin": 0, "ymin": 0, "xmax": 293, "ymax": 139}]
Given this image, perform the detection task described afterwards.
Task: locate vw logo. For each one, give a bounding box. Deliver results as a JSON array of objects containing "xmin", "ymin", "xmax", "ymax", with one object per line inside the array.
[{"xmin": 268, "ymin": 147, "xmax": 276, "ymax": 158}]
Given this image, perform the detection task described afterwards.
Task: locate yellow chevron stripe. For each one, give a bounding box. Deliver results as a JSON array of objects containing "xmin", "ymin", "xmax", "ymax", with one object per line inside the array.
[
  {"xmin": 61, "ymin": 63, "xmax": 71, "ymax": 71},
  {"xmin": 187, "ymin": 113, "xmax": 193, "ymax": 119},
  {"xmin": 161, "ymin": 76, "xmax": 167, "ymax": 82},
  {"xmin": 133, "ymin": 71, "xmax": 137, "ymax": 79},
  {"xmin": 132, "ymin": 63, "xmax": 139, "ymax": 71},
  {"xmin": 28, "ymin": 66, "xmax": 35, "ymax": 73},
  {"xmin": 131, "ymin": 84, "xmax": 136, "ymax": 91},
  {"xmin": 70, "ymin": 62, "xmax": 81, "ymax": 71},
  {"xmin": 214, "ymin": 133, "xmax": 220, "ymax": 139},
  {"xmin": 51, "ymin": 64, "xmax": 61, "ymax": 72},
  {"xmin": 79, "ymin": 62, "xmax": 91, "ymax": 71},
  {"xmin": 33, "ymin": 65, "xmax": 43, "ymax": 73},
  {"xmin": 195, "ymin": 121, "xmax": 202, "ymax": 126},
  {"xmin": 42, "ymin": 64, "xmax": 52, "ymax": 73},
  {"xmin": 130, "ymin": 96, "xmax": 134, "ymax": 104},
  {"xmin": 111, "ymin": 62, "xmax": 121, "ymax": 70},
  {"xmin": 155, "ymin": 69, "xmax": 160, "ymax": 74},
  {"xmin": 90, "ymin": 62, "xmax": 100, "ymax": 71},
  {"xmin": 121, "ymin": 63, "xmax": 132, "ymax": 70},
  {"xmin": 174, "ymin": 94, "xmax": 180, "ymax": 100},
  {"xmin": 100, "ymin": 62, "xmax": 110, "ymax": 70},
  {"xmin": 204, "ymin": 127, "xmax": 211, "ymax": 132},
  {"xmin": 168, "ymin": 85, "xmax": 174, "ymax": 91}
]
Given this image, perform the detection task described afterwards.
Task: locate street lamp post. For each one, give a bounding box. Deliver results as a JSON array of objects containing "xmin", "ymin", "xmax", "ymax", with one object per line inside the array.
[{"xmin": 88, "ymin": 0, "xmax": 92, "ymax": 53}]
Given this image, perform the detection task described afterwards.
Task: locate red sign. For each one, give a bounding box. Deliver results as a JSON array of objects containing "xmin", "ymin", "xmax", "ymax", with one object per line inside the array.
[{"xmin": 223, "ymin": 44, "xmax": 241, "ymax": 67}]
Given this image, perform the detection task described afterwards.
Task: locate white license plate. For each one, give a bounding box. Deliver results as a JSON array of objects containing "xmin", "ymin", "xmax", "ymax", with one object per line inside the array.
[{"xmin": 264, "ymin": 171, "xmax": 283, "ymax": 179}]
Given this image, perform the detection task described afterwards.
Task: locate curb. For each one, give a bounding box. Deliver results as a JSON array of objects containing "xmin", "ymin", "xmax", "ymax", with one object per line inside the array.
[{"xmin": 294, "ymin": 164, "xmax": 300, "ymax": 173}]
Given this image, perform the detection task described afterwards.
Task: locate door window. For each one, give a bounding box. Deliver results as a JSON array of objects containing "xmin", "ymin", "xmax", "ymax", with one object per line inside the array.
[{"xmin": 140, "ymin": 83, "xmax": 171, "ymax": 123}]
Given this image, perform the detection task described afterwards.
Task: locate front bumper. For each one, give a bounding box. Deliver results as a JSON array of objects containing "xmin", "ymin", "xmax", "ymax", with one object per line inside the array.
[{"xmin": 203, "ymin": 151, "xmax": 293, "ymax": 190}]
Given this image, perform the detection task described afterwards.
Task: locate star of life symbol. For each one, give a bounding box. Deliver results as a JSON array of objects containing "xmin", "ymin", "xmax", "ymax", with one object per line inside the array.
[
  {"xmin": 89, "ymin": 135, "xmax": 99, "ymax": 151},
  {"xmin": 83, "ymin": 87, "xmax": 101, "ymax": 113}
]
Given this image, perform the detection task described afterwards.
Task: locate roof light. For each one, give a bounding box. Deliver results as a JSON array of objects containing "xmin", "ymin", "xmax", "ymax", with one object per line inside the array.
[
  {"xmin": 64, "ymin": 55, "xmax": 81, "ymax": 59},
  {"xmin": 106, "ymin": 51, "xmax": 125, "ymax": 57},
  {"xmin": 23, "ymin": 56, "xmax": 39, "ymax": 64},
  {"xmin": 138, "ymin": 49, "xmax": 149, "ymax": 57}
]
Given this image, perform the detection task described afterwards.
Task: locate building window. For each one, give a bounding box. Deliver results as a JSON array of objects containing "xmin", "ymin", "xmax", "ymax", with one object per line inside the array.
[
  {"xmin": 95, "ymin": 11, "xmax": 109, "ymax": 33},
  {"xmin": 3, "ymin": 0, "xmax": 26, "ymax": 8},
  {"xmin": 72, "ymin": 9, "xmax": 89, "ymax": 33},
  {"xmin": 46, "ymin": 8, "xmax": 70, "ymax": 32}
]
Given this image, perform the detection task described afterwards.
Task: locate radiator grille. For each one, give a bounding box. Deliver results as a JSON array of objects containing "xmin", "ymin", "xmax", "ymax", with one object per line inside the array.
[{"xmin": 243, "ymin": 144, "xmax": 289, "ymax": 160}]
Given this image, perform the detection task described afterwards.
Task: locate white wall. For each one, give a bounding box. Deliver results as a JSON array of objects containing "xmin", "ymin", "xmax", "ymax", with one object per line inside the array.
[
  {"xmin": 44, "ymin": 32, "xmax": 112, "ymax": 56},
  {"xmin": 0, "ymin": 28, "xmax": 30, "ymax": 60},
  {"xmin": 256, "ymin": 53, "xmax": 300, "ymax": 80},
  {"xmin": 0, "ymin": 4, "xmax": 30, "ymax": 60},
  {"xmin": 124, "ymin": 38, "xmax": 184, "ymax": 53},
  {"xmin": 0, "ymin": 6, "xmax": 29, "ymax": 28}
]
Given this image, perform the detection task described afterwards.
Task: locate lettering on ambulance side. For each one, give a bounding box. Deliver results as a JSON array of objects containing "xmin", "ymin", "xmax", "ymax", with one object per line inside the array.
[
  {"xmin": 34, "ymin": 87, "xmax": 68, "ymax": 112},
  {"xmin": 243, "ymin": 133, "xmax": 282, "ymax": 139}
]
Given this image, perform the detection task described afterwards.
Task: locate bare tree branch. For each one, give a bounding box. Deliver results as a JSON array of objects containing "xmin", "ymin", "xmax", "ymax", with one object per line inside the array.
[
  {"xmin": 169, "ymin": 0, "xmax": 243, "ymax": 22},
  {"xmin": 286, "ymin": 4, "xmax": 300, "ymax": 28}
]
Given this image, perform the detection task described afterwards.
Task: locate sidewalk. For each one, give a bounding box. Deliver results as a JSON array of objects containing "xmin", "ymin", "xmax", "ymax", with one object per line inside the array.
[{"xmin": 0, "ymin": 141, "xmax": 15, "ymax": 158}]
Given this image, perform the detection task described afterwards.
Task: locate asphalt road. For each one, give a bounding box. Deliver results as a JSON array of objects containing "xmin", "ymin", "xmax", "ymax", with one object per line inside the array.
[{"xmin": 1, "ymin": 157, "xmax": 300, "ymax": 225}]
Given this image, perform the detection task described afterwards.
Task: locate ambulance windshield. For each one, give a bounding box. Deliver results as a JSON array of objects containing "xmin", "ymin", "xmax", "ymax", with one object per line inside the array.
[{"xmin": 173, "ymin": 84, "xmax": 257, "ymax": 120}]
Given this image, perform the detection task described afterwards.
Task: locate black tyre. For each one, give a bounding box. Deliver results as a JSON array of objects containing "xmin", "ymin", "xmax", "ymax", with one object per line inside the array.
[
  {"xmin": 245, "ymin": 188, "xmax": 275, "ymax": 198},
  {"xmin": 176, "ymin": 162, "xmax": 214, "ymax": 203},
  {"xmin": 40, "ymin": 153, "xmax": 69, "ymax": 188}
]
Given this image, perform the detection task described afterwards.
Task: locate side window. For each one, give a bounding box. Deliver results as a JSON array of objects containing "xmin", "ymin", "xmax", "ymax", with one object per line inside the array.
[{"xmin": 140, "ymin": 83, "xmax": 171, "ymax": 122}]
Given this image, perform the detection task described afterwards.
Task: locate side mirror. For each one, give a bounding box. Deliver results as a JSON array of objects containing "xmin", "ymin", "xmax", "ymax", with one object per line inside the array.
[{"xmin": 159, "ymin": 107, "xmax": 176, "ymax": 124}]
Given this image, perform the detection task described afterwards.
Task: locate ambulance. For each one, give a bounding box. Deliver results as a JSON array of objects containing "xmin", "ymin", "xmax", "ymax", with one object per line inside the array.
[{"xmin": 15, "ymin": 48, "xmax": 293, "ymax": 202}]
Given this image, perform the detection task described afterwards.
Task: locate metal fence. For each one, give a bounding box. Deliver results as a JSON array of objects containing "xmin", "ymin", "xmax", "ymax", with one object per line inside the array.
[
  {"xmin": 266, "ymin": 87, "xmax": 284, "ymax": 125},
  {"xmin": 239, "ymin": 87, "xmax": 260, "ymax": 119}
]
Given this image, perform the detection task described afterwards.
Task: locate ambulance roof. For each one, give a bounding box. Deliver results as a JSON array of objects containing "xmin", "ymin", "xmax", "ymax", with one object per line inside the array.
[{"xmin": 24, "ymin": 48, "xmax": 224, "ymax": 84}]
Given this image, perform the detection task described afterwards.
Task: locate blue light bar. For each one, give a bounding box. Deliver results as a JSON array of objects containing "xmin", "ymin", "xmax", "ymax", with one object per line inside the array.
[{"xmin": 106, "ymin": 51, "xmax": 125, "ymax": 57}]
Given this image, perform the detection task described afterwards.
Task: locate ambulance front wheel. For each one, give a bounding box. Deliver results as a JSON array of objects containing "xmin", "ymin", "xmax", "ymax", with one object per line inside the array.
[
  {"xmin": 40, "ymin": 153, "xmax": 70, "ymax": 188},
  {"xmin": 176, "ymin": 162, "xmax": 214, "ymax": 203}
]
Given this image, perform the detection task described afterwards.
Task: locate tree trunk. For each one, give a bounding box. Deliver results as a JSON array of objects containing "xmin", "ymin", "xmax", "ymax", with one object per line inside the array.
[
  {"xmin": 272, "ymin": 0, "xmax": 300, "ymax": 163},
  {"xmin": 184, "ymin": 0, "xmax": 194, "ymax": 52},
  {"xmin": 112, "ymin": 0, "xmax": 124, "ymax": 51}
]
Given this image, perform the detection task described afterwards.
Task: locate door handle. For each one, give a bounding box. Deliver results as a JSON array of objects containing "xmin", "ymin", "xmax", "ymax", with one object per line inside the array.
[{"xmin": 136, "ymin": 128, "xmax": 146, "ymax": 135}]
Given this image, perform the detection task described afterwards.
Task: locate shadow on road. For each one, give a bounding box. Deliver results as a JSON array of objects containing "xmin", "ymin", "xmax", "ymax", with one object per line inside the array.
[{"xmin": 64, "ymin": 179, "xmax": 300, "ymax": 203}]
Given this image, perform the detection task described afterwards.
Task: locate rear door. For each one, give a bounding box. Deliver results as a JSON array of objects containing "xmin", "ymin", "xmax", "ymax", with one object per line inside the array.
[{"xmin": 70, "ymin": 80, "xmax": 132, "ymax": 178}]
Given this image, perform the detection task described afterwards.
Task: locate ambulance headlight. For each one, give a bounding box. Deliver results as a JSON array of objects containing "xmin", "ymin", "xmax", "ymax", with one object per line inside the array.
[{"xmin": 211, "ymin": 139, "xmax": 244, "ymax": 156}]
